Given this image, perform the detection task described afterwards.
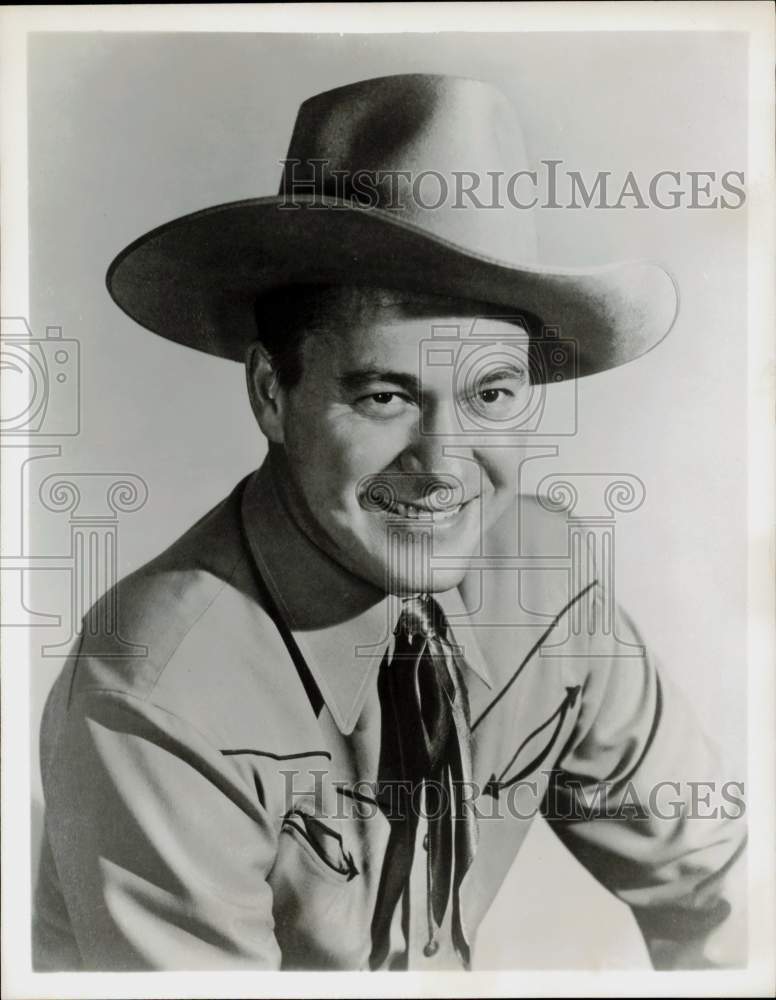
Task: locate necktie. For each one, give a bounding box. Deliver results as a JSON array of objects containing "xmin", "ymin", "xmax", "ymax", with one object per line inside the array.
[{"xmin": 369, "ymin": 594, "xmax": 478, "ymax": 970}]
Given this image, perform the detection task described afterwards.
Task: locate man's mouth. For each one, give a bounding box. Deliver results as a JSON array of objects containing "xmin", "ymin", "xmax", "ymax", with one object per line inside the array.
[{"xmin": 370, "ymin": 494, "xmax": 475, "ymax": 522}]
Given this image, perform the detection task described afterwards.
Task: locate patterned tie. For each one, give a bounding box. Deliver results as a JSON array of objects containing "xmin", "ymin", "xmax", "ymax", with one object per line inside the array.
[{"xmin": 369, "ymin": 594, "xmax": 478, "ymax": 970}]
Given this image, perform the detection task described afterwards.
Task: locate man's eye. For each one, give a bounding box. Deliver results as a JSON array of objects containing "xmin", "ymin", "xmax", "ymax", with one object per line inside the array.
[
  {"xmin": 477, "ymin": 388, "xmax": 511, "ymax": 404},
  {"xmin": 355, "ymin": 391, "xmax": 413, "ymax": 417},
  {"xmin": 463, "ymin": 383, "xmax": 528, "ymax": 422}
]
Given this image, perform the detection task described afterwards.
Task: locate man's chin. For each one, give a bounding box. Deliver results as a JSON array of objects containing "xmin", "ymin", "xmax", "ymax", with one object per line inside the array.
[
  {"xmin": 336, "ymin": 526, "xmax": 476, "ymax": 595},
  {"xmin": 381, "ymin": 566, "xmax": 469, "ymax": 596}
]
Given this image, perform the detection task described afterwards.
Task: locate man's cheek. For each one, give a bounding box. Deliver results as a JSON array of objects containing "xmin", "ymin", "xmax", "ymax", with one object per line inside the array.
[
  {"xmin": 327, "ymin": 431, "xmax": 400, "ymax": 486},
  {"xmin": 485, "ymin": 456, "xmax": 522, "ymax": 495},
  {"xmin": 297, "ymin": 446, "xmax": 366, "ymax": 512}
]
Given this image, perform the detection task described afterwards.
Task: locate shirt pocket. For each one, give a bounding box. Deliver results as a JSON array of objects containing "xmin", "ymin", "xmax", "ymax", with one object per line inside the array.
[{"xmin": 279, "ymin": 808, "xmax": 359, "ymax": 886}]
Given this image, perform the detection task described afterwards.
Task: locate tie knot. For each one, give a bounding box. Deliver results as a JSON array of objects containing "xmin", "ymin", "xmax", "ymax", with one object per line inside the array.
[{"xmin": 395, "ymin": 594, "xmax": 447, "ymax": 641}]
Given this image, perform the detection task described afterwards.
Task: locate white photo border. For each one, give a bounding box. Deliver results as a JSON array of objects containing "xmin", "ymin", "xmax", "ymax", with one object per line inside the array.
[{"xmin": 1, "ymin": 3, "xmax": 773, "ymax": 998}]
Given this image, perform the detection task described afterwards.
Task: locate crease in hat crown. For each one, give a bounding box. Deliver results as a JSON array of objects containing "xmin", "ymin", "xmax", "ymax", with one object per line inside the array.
[
  {"xmin": 105, "ymin": 71, "xmax": 679, "ymax": 379},
  {"xmin": 278, "ymin": 73, "xmax": 538, "ymax": 264}
]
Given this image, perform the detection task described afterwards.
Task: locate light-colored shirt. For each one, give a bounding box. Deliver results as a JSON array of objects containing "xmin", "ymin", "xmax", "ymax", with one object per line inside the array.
[{"xmin": 33, "ymin": 461, "xmax": 746, "ymax": 970}]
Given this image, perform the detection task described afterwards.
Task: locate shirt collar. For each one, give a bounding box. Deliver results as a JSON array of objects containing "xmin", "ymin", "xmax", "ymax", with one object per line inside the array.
[{"xmin": 241, "ymin": 461, "xmax": 492, "ymax": 735}]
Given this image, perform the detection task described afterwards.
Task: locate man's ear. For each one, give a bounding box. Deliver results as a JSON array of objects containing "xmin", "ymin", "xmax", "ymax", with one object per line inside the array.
[{"xmin": 245, "ymin": 342, "xmax": 286, "ymax": 444}]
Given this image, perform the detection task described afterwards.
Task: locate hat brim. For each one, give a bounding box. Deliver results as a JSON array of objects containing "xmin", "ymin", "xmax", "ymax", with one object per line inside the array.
[{"xmin": 106, "ymin": 195, "xmax": 679, "ymax": 381}]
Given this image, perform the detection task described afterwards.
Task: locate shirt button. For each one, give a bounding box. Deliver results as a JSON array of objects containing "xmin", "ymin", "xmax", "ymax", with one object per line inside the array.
[{"xmin": 422, "ymin": 834, "xmax": 428, "ymax": 851}]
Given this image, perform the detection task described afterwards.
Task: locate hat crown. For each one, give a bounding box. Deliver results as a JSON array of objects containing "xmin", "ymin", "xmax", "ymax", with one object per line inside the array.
[
  {"xmin": 106, "ymin": 73, "xmax": 678, "ymax": 376},
  {"xmin": 279, "ymin": 74, "xmax": 538, "ymax": 264}
]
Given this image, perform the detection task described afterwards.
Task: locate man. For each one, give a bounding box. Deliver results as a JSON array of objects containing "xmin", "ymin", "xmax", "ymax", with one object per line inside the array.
[{"xmin": 33, "ymin": 74, "xmax": 745, "ymax": 971}]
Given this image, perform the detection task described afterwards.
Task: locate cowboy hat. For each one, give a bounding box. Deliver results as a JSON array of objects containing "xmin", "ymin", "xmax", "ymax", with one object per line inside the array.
[{"xmin": 106, "ymin": 74, "xmax": 678, "ymax": 381}]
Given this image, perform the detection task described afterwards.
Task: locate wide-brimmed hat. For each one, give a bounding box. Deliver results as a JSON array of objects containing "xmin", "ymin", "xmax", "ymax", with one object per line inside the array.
[{"xmin": 106, "ymin": 74, "xmax": 678, "ymax": 381}]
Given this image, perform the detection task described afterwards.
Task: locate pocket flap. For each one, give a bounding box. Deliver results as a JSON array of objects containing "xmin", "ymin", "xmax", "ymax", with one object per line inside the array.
[{"xmin": 282, "ymin": 809, "xmax": 359, "ymax": 880}]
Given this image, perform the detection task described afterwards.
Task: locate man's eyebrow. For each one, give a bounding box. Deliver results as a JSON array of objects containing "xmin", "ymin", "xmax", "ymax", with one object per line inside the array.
[
  {"xmin": 338, "ymin": 369, "xmax": 421, "ymax": 395},
  {"xmin": 338, "ymin": 362, "xmax": 528, "ymax": 397},
  {"xmin": 475, "ymin": 364, "xmax": 528, "ymax": 385}
]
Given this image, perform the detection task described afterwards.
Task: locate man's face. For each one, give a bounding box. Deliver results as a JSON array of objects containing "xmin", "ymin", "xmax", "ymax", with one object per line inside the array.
[{"xmin": 267, "ymin": 293, "xmax": 531, "ymax": 594}]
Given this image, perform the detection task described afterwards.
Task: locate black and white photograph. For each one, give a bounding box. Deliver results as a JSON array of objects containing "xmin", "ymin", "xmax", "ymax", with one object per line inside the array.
[{"xmin": 1, "ymin": 3, "xmax": 773, "ymax": 997}]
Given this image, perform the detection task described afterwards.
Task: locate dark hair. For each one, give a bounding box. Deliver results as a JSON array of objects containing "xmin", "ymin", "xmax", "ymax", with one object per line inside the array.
[
  {"xmin": 252, "ymin": 285, "xmax": 329, "ymax": 389},
  {"xmin": 253, "ymin": 283, "xmax": 538, "ymax": 389},
  {"xmin": 253, "ymin": 284, "xmax": 435, "ymax": 389}
]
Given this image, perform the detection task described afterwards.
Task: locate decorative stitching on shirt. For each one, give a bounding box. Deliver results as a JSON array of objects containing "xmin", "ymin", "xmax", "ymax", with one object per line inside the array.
[
  {"xmin": 483, "ymin": 685, "xmax": 581, "ymax": 798},
  {"xmin": 220, "ymin": 749, "xmax": 332, "ymax": 762},
  {"xmin": 472, "ymin": 580, "xmax": 597, "ymax": 732}
]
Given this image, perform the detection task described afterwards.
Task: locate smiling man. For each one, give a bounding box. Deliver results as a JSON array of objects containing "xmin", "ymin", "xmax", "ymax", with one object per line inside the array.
[
  {"xmin": 246, "ymin": 285, "xmax": 530, "ymax": 595},
  {"xmin": 33, "ymin": 74, "xmax": 745, "ymax": 972}
]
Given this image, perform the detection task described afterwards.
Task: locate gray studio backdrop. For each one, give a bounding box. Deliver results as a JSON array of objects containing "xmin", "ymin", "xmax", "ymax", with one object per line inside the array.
[{"xmin": 24, "ymin": 31, "xmax": 747, "ymax": 969}]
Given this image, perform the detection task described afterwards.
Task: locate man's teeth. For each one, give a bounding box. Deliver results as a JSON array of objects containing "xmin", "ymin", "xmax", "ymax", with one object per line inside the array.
[{"xmin": 385, "ymin": 500, "xmax": 463, "ymax": 520}]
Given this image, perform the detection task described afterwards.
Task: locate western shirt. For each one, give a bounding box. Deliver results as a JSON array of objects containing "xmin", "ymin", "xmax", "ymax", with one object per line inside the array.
[{"xmin": 33, "ymin": 461, "xmax": 746, "ymax": 970}]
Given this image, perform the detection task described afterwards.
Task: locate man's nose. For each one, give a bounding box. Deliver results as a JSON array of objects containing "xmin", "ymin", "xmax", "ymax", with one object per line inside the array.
[{"xmin": 397, "ymin": 403, "xmax": 475, "ymax": 482}]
